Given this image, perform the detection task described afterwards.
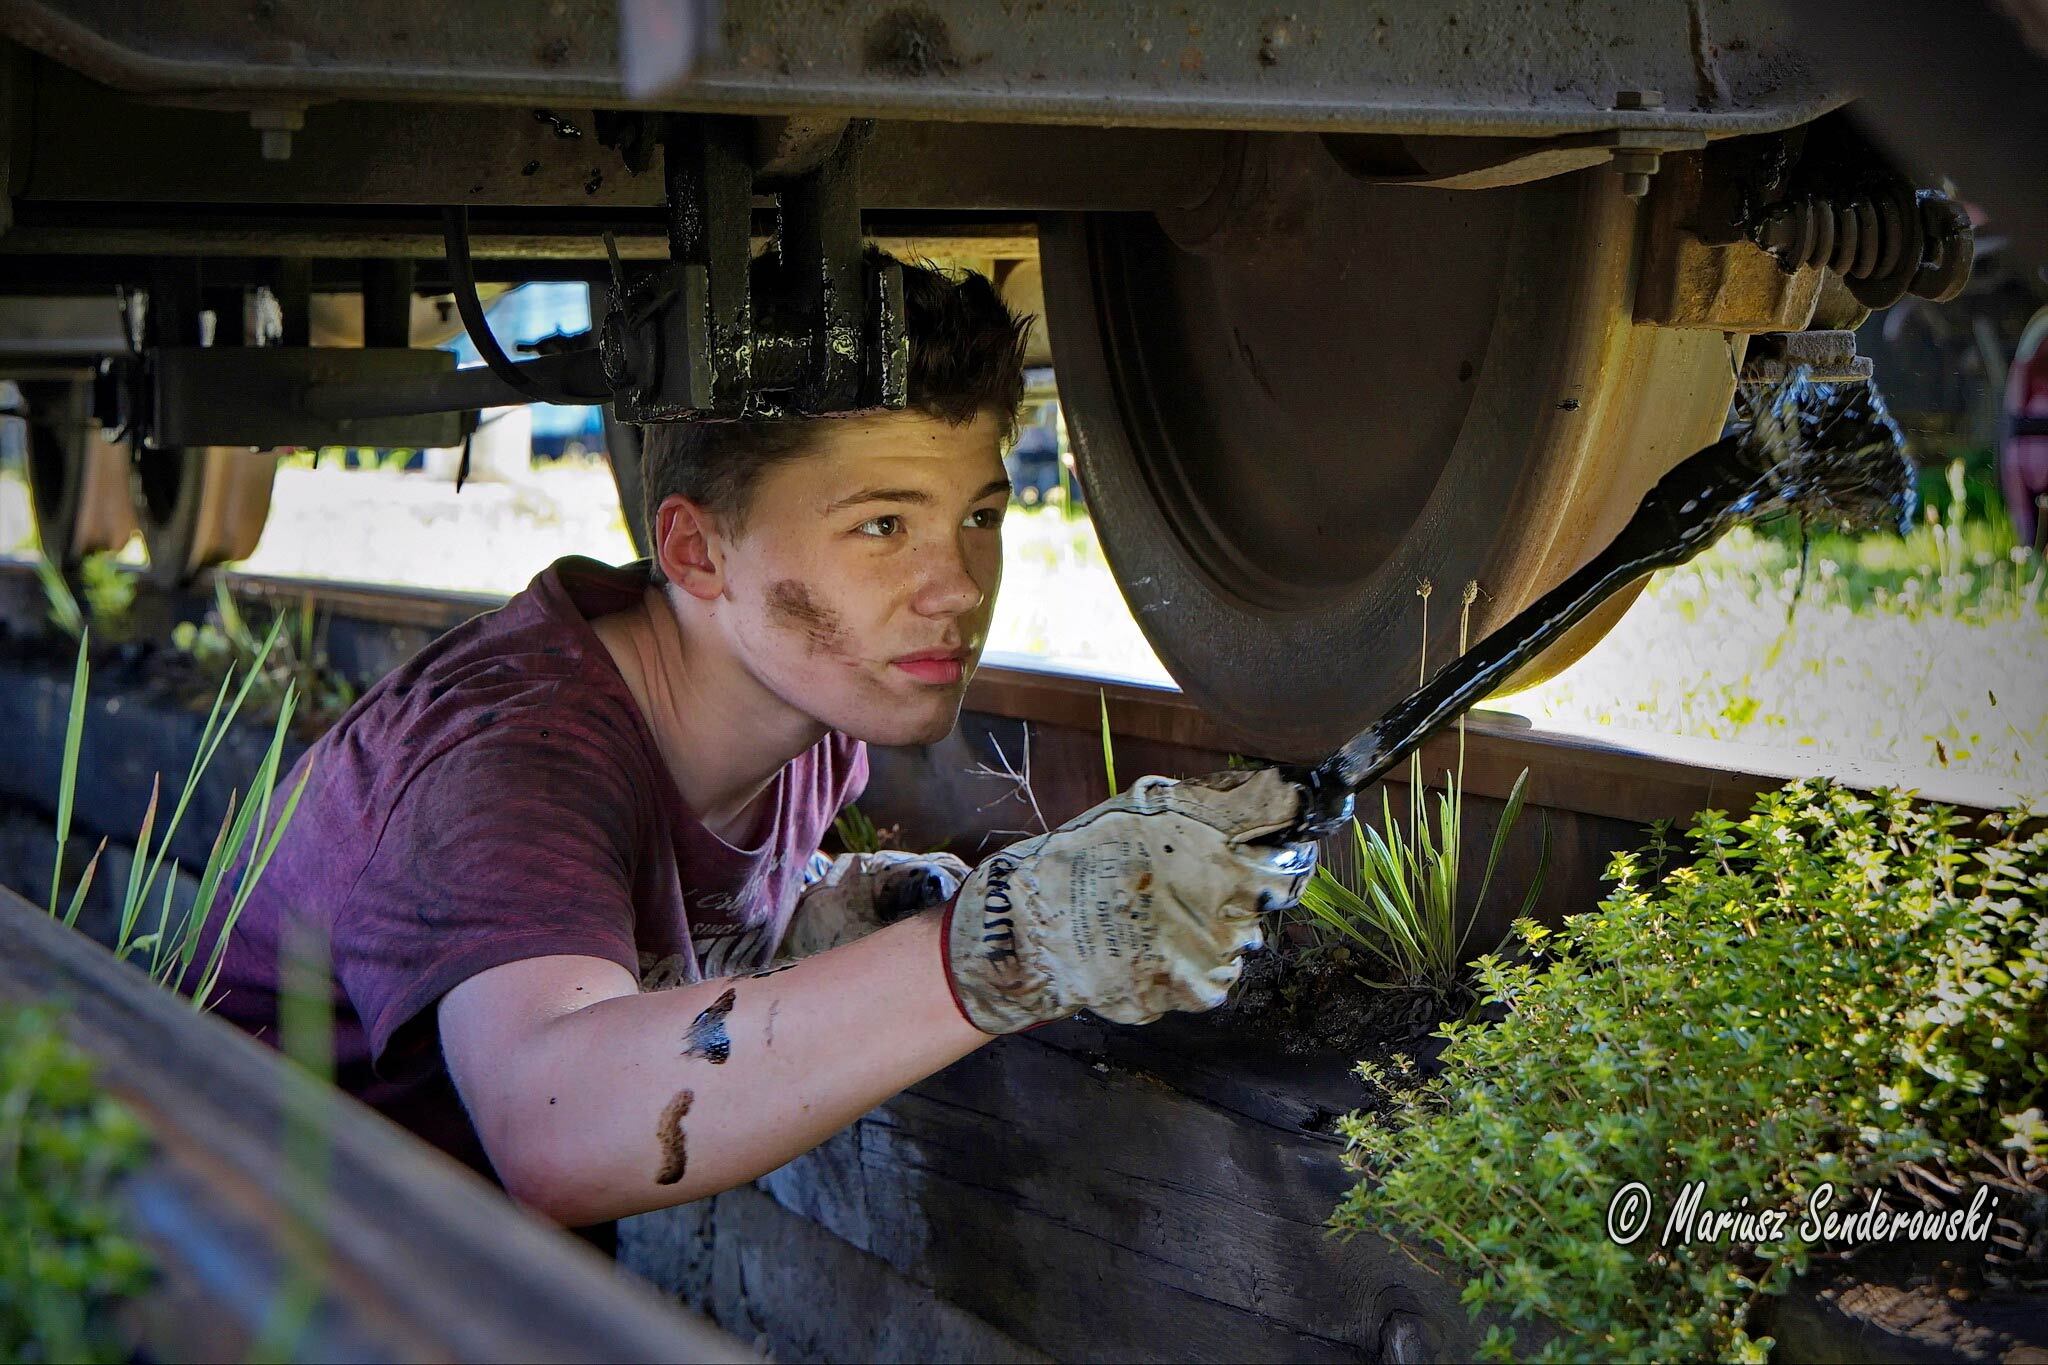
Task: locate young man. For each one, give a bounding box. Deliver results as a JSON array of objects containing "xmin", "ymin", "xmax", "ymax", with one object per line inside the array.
[{"xmin": 196, "ymin": 254, "xmax": 1326, "ymax": 1236}]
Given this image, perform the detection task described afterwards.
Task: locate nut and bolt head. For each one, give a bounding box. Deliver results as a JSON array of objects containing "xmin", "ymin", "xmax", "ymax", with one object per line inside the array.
[
  {"xmin": 1610, "ymin": 147, "xmax": 1663, "ymax": 199},
  {"xmin": 249, "ymin": 107, "xmax": 305, "ymax": 162},
  {"xmin": 1614, "ymin": 89, "xmax": 1665, "ymax": 110}
]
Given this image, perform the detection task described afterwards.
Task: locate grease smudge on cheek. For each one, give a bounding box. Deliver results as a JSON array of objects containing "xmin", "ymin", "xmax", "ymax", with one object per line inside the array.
[
  {"xmin": 655, "ymin": 1088, "xmax": 693, "ymax": 1185},
  {"xmin": 765, "ymin": 578, "xmax": 853, "ymax": 657}
]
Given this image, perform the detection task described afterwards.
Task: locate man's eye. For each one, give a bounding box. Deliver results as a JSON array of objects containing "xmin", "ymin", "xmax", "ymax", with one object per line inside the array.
[
  {"xmin": 965, "ymin": 507, "xmax": 1005, "ymax": 530},
  {"xmin": 857, "ymin": 515, "xmax": 902, "ymax": 538}
]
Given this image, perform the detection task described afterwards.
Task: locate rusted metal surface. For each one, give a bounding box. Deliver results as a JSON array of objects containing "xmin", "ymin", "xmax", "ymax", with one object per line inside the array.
[
  {"xmin": 5, "ymin": 61, "xmax": 1222, "ymax": 214},
  {"xmin": 0, "ymin": 0, "xmax": 1843, "ymax": 136},
  {"xmin": 1634, "ymin": 148, "xmax": 1826, "ymax": 330},
  {"xmin": 1636, "ymin": 117, "xmax": 1976, "ymax": 330},
  {"xmin": 0, "ymin": 887, "xmax": 754, "ymax": 1364}
]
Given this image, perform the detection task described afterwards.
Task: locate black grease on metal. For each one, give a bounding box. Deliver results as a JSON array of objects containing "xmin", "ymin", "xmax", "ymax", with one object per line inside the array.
[
  {"xmin": 521, "ymin": 160, "xmax": 541, "ymax": 176},
  {"xmin": 532, "ymin": 108, "xmax": 584, "ymax": 139},
  {"xmin": 584, "ymin": 168, "xmax": 604, "ymax": 196},
  {"xmin": 655, "ymin": 1088, "xmax": 693, "ymax": 1185},
  {"xmin": 682, "ymin": 987, "xmax": 737, "ymax": 1064},
  {"xmin": 1288, "ymin": 370, "xmax": 1910, "ymax": 836}
]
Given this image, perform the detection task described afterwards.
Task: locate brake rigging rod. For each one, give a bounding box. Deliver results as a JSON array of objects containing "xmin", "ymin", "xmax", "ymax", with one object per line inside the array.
[{"xmin": 1273, "ymin": 370, "xmax": 1913, "ymax": 841}]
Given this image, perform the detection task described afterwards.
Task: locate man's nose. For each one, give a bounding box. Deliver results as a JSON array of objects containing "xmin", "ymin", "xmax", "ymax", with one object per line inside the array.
[{"xmin": 913, "ymin": 539, "xmax": 986, "ymax": 617}]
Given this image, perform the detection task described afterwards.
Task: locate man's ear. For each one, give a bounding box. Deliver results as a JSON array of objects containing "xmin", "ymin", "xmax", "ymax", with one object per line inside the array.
[{"xmin": 653, "ymin": 494, "xmax": 730, "ymax": 601}]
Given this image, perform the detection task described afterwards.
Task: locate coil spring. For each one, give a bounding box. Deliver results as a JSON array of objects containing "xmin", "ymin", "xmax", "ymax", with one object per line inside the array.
[{"xmin": 1753, "ymin": 184, "xmax": 1973, "ymax": 308}]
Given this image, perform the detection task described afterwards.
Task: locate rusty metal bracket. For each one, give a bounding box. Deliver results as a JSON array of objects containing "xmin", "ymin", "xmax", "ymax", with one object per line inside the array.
[{"xmin": 602, "ymin": 113, "xmax": 907, "ymax": 422}]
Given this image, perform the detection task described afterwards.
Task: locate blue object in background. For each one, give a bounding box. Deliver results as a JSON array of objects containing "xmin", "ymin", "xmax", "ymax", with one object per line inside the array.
[{"xmin": 444, "ymin": 282, "xmax": 606, "ymax": 460}]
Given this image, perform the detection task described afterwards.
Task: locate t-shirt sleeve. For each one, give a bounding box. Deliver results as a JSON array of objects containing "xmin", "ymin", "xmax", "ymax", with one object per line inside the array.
[{"xmin": 337, "ymin": 721, "xmax": 644, "ymax": 1077}]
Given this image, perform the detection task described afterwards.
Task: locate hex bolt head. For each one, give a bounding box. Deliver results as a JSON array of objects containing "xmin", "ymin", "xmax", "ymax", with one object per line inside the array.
[
  {"xmin": 249, "ymin": 107, "xmax": 306, "ymax": 162},
  {"xmin": 1614, "ymin": 89, "xmax": 1665, "ymax": 110},
  {"xmin": 1609, "ymin": 147, "xmax": 1663, "ymax": 199}
]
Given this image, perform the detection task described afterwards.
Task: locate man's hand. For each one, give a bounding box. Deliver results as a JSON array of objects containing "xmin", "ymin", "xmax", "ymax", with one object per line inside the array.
[
  {"xmin": 782, "ymin": 850, "xmax": 972, "ymax": 958},
  {"xmin": 942, "ymin": 766, "xmax": 1327, "ymax": 1034}
]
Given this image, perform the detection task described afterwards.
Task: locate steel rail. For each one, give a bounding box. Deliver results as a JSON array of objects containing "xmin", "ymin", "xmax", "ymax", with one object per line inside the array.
[{"xmin": 0, "ymin": 885, "xmax": 754, "ymax": 1363}]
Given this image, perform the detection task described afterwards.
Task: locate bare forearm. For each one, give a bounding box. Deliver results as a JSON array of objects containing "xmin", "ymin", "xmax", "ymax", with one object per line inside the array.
[{"xmin": 473, "ymin": 908, "xmax": 985, "ymax": 1225}]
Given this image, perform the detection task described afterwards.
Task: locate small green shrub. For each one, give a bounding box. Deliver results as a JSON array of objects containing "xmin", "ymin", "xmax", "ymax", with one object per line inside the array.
[
  {"xmin": 831, "ymin": 803, "xmax": 899, "ymax": 855},
  {"xmin": 1333, "ymin": 779, "xmax": 2048, "ymax": 1362},
  {"xmin": 34, "ymin": 553, "xmax": 136, "ymax": 646},
  {"xmin": 0, "ymin": 1004, "xmax": 153, "ymax": 1364},
  {"xmin": 76, "ymin": 555, "xmax": 135, "ymax": 643},
  {"xmin": 172, "ymin": 582, "xmax": 356, "ymax": 730}
]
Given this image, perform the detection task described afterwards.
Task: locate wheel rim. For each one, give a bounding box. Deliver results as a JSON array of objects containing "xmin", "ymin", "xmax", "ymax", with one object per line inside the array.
[
  {"xmin": 131, "ymin": 445, "xmax": 276, "ymax": 586},
  {"xmin": 1041, "ymin": 141, "xmax": 1738, "ymax": 759},
  {"xmin": 20, "ymin": 379, "xmax": 136, "ymax": 564}
]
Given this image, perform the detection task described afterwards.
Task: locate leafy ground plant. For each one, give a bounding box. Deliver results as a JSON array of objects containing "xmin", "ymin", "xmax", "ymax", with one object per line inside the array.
[
  {"xmin": 0, "ymin": 1004, "xmax": 152, "ymax": 1364},
  {"xmin": 1334, "ymin": 779, "xmax": 2048, "ymax": 1362},
  {"xmin": 172, "ymin": 580, "xmax": 357, "ymax": 733},
  {"xmin": 1297, "ymin": 581, "xmax": 1547, "ymax": 1001},
  {"xmin": 34, "ymin": 553, "xmax": 138, "ymax": 647}
]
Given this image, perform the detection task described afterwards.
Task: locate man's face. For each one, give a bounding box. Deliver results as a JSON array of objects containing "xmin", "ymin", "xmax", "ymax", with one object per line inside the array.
[{"xmin": 688, "ymin": 408, "xmax": 1010, "ymax": 747}]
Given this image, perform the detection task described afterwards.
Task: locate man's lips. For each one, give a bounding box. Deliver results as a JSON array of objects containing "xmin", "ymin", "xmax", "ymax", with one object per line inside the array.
[{"xmin": 891, "ymin": 648, "xmax": 969, "ymax": 684}]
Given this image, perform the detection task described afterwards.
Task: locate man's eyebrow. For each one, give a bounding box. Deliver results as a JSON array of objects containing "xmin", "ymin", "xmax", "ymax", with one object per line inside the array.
[
  {"xmin": 823, "ymin": 478, "xmax": 1013, "ymax": 514},
  {"xmin": 823, "ymin": 486, "xmax": 933, "ymax": 513}
]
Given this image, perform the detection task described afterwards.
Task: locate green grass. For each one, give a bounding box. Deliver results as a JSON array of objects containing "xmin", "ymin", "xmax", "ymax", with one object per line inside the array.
[{"xmin": 47, "ymin": 618, "xmax": 313, "ymax": 1008}]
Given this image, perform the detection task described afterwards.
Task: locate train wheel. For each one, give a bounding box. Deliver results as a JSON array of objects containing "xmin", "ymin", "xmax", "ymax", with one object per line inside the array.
[
  {"xmin": 1040, "ymin": 142, "xmax": 1737, "ymax": 759},
  {"xmin": 130, "ymin": 445, "xmax": 276, "ymax": 587},
  {"xmin": 18, "ymin": 378, "xmax": 138, "ymax": 564}
]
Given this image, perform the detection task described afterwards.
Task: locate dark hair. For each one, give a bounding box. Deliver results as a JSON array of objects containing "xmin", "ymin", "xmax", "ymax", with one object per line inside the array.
[{"xmin": 638, "ymin": 247, "xmax": 1033, "ymax": 582}]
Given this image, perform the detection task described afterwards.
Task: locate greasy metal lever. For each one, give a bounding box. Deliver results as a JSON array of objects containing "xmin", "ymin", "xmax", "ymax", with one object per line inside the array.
[{"xmin": 1266, "ymin": 368, "xmax": 1912, "ymax": 844}]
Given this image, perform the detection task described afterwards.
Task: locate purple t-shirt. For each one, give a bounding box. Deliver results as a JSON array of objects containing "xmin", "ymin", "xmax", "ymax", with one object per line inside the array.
[{"xmin": 197, "ymin": 555, "xmax": 868, "ymax": 1179}]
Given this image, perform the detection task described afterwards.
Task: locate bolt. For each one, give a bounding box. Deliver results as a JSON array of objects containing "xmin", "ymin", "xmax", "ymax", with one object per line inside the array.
[
  {"xmin": 1614, "ymin": 88, "xmax": 1664, "ymax": 110},
  {"xmin": 249, "ymin": 107, "xmax": 305, "ymax": 162},
  {"xmin": 1611, "ymin": 147, "xmax": 1662, "ymax": 199}
]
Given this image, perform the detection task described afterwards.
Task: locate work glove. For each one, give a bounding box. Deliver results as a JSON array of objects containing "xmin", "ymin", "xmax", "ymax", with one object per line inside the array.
[
  {"xmin": 781, "ymin": 849, "xmax": 973, "ymax": 959},
  {"xmin": 941, "ymin": 766, "xmax": 1330, "ymax": 1035}
]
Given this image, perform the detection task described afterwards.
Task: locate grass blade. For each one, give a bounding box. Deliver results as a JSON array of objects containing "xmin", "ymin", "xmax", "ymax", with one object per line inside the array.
[
  {"xmin": 195, "ymin": 750, "xmax": 313, "ymax": 1011},
  {"xmin": 169, "ymin": 791, "xmax": 241, "ymax": 985},
  {"xmin": 1514, "ymin": 813, "xmax": 1553, "ymax": 924},
  {"xmin": 1472, "ymin": 767, "xmax": 1533, "ymax": 922},
  {"xmin": 47, "ymin": 630, "xmax": 90, "ymax": 920},
  {"xmin": 60, "ymin": 837, "xmax": 106, "ymax": 929},
  {"xmin": 1098, "ymin": 688, "xmax": 1117, "ymax": 794},
  {"xmin": 115, "ymin": 774, "xmax": 161, "ymax": 958}
]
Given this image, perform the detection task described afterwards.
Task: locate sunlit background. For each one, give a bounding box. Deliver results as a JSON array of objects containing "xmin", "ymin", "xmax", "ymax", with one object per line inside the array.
[{"xmin": 3, "ymin": 277, "xmax": 2043, "ymax": 793}]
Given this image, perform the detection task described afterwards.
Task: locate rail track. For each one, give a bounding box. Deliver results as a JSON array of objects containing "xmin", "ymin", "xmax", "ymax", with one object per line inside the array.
[{"xmin": 0, "ymin": 552, "xmax": 2033, "ymax": 1362}]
